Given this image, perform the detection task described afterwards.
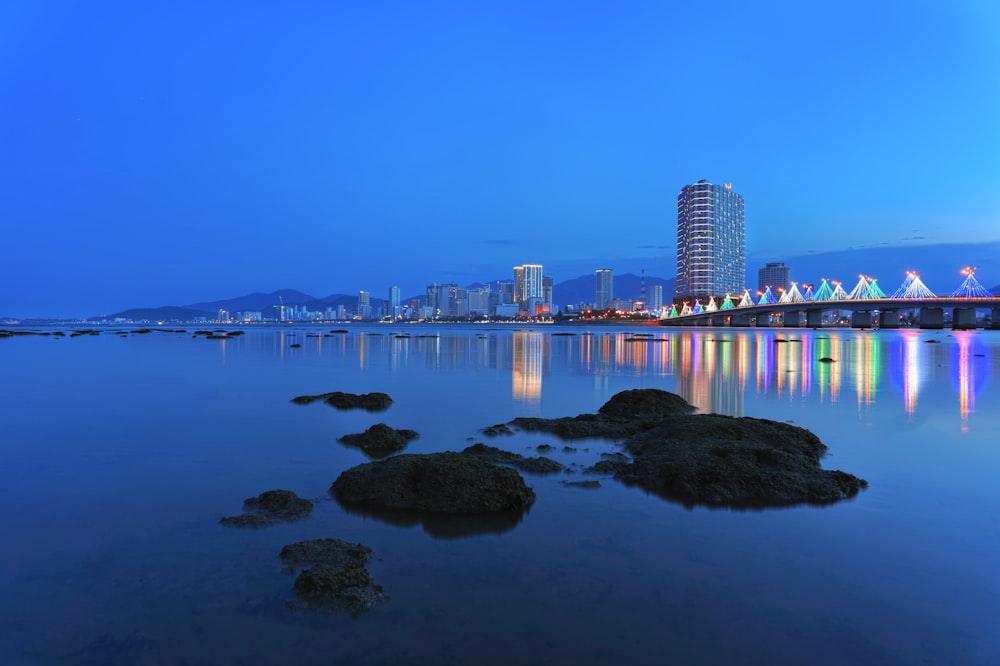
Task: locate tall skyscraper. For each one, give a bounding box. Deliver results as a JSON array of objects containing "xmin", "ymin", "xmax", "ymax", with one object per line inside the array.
[
  {"xmin": 757, "ymin": 262, "xmax": 791, "ymax": 294},
  {"xmin": 676, "ymin": 180, "xmax": 745, "ymax": 302},
  {"xmin": 651, "ymin": 284, "xmax": 663, "ymax": 311},
  {"xmin": 357, "ymin": 290, "xmax": 371, "ymax": 319},
  {"xmin": 595, "ymin": 269, "xmax": 613, "ymax": 309},
  {"xmin": 542, "ymin": 274, "xmax": 553, "ymax": 311},
  {"xmin": 513, "ymin": 264, "xmax": 543, "ymax": 304},
  {"xmin": 388, "ymin": 285, "xmax": 401, "ymax": 319}
]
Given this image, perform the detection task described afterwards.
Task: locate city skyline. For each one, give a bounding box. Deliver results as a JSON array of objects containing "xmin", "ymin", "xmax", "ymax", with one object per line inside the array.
[{"xmin": 3, "ymin": 1, "xmax": 999, "ymax": 318}]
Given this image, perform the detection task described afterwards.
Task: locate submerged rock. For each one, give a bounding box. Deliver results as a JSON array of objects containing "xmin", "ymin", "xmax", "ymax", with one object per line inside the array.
[
  {"xmin": 280, "ymin": 538, "xmax": 385, "ymax": 613},
  {"xmin": 561, "ymin": 480, "xmax": 601, "ymax": 490},
  {"xmin": 461, "ymin": 443, "xmax": 564, "ymax": 474},
  {"xmin": 331, "ymin": 452, "xmax": 535, "ymax": 513},
  {"xmin": 291, "ymin": 391, "xmax": 393, "ymax": 411},
  {"xmin": 512, "ymin": 389, "xmax": 867, "ymax": 509},
  {"xmin": 338, "ymin": 423, "xmax": 419, "ymax": 458},
  {"xmin": 481, "ymin": 423, "xmax": 514, "ymax": 437},
  {"xmin": 219, "ymin": 489, "xmax": 313, "ymax": 527}
]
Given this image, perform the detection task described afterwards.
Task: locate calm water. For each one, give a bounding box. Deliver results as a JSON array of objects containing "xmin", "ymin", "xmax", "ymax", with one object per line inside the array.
[{"xmin": 1, "ymin": 325, "xmax": 998, "ymax": 665}]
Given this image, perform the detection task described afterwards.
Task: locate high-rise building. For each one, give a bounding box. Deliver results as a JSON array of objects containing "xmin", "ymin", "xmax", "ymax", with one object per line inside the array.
[
  {"xmin": 595, "ymin": 269, "xmax": 613, "ymax": 309},
  {"xmin": 651, "ymin": 284, "xmax": 663, "ymax": 311},
  {"xmin": 676, "ymin": 180, "xmax": 745, "ymax": 302},
  {"xmin": 757, "ymin": 262, "xmax": 791, "ymax": 295},
  {"xmin": 513, "ymin": 264, "xmax": 543, "ymax": 305},
  {"xmin": 357, "ymin": 290, "xmax": 372, "ymax": 319},
  {"xmin": 542, "ymin": 274, "xmax": 553, "ymax": 311},
  {"xmin": 388, "ymin": 285, "xmax": 401, "ymax": 319}
]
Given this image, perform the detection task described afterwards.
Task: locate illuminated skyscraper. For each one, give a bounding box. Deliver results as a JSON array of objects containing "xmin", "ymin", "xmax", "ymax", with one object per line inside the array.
[
  {"xmin": 676, "ymin": 180, "xmax": 745, "ymax": 302},
  {"xmin": 513, "ymin": 264, "xmax": 543, "ymax": 304},
  {"xmin": 595, "ymin": 268, "xmax": 613, "ymax": 309}
]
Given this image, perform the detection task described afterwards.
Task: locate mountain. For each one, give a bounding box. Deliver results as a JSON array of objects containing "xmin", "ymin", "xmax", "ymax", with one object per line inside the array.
[
  {"xmin": 186, "ymin": 289, "xmax": 319, "ymax": 312},
  {"xmin": 553, "ymin": 273, "xmax": 674, "ymax": 308},
  {"xmin": 100, "ymin": 306, "xmax": 214, "ymax": 321}
]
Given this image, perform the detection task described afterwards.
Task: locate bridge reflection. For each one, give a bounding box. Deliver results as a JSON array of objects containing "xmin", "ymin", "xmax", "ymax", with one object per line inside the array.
[{"xmin": 559, "ymin": 330, "xmax": 988, "ymax": 428}]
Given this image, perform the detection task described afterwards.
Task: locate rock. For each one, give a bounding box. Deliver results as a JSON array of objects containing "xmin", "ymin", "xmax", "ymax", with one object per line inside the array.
[
  {"xmin": 289, "ymin": 343, "xmax": 302, "ymax": 348},
  {"xmin": 338, "ymin": 423, "xmax": 419, "ymax": 458},
  {"xmin": 562, "ymin": 446, "xmax": 577, "ymax": 453},
  {"xmin": 481, "ymin": 423, "xmax": 514, "ymax": 437},
  {"xmin": 535, "ymin": 444, "xmax": 554, "ymax": 453},
  {"xmin": 597, "ymin": 388, "xmax": 695, "ymax": 421},
  {"xmin": 818, "ymin": 357, "xmax": 836, "ymax": 363},
  {"xmin": 513, "ymin": 388, "xmax": 867, "ymax": 509},
  {"xmin": 280, "ymin": 538, "xmax": 384, "ymax": 613},
  {"xmin": 290, "ymin": 391, "xmax": 393, "ymax": 411},
  {"xmin": 609, "ymin": 414, "xmax": 868, "ymax": 508},
  {"xmin": 511, "ymin": 389, "xmax": 695, "ymax": 441},
  {"xmin": 461, "ymin": 443, "xmax": 564, "ymax": 474},
  {"xmin": 331, "ymin": 453, "xmax": 535, "ymax": 513},
  {"xmin": 219, "ymin": 489, "xmax": 313, "ymax": 527}
]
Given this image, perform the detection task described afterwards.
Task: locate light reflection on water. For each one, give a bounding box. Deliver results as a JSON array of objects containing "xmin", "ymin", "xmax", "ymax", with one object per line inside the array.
[{"xmin": 0, "ymin": 325, "xmax": 997, "ymax": 665}]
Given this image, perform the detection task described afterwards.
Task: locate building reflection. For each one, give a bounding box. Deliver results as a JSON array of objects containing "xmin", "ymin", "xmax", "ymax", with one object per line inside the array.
[
  {"xmin": 674, "ymin": 332, "xmax": 745, "ymax": 416},
  {"xmin": 512, "ymin": 331, "xmax": 543, "ymax": 403},
  {"xmin": 248, "ymin": 326, "xmax": 989, "ymax": 431}
]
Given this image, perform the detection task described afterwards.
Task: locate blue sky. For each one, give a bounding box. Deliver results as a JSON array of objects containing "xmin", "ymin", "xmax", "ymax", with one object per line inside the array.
[{"xmin": 2, "ymin": 0, "xmax": 999, "ymax": 317}]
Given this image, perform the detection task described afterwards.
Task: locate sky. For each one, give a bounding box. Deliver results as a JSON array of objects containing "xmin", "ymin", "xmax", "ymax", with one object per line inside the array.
[{"xmin": 2, "ymin": 0, "xmax": 999, "ymax": 318}]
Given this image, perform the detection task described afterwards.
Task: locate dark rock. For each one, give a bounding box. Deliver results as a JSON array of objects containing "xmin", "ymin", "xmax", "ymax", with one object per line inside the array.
[
  {"xmin": 219, "ymin": 489, "xmax": 313, "ymax": 527},
  {"xmin": 551, "ymin": 332, "xmax": 577, "ymax": 336},
  {"xmin": 461, "ymin": 443, "xmax": 564, "ymax": 474},
  {"xmin": 280, "ymin": 538, "xmax": 384, "ymax": 613},
  {"xmin": 290, "ymin": 343, "xmax": 302, "ymax": 348},
  {"xmin": 818, "ymin": 357, "xmax": 836, "ymax": 363},
  {"xmin": 597, "ymin": 388, "xmax": 696, "ymax": 421},
  {"xmin": 290, "ymin": 391, "xmax": 393, "ymax": 411},
  {"xmin": 511, "ymin": 389, "xmax": 695, "ymax": 441},
  {"xmin": 610, "ymin": 414, "xmax": 868, "ymax": 508},
  {"xmin": 535, "ymin": 444, "xmax": 554, "ymax": 453},
  {"xmin": 481, "ymin": 423, "xmax": 514, "ymax": 437},
  {"xmin": 512, "ymin": 388, "xmax": 867, "ymax": 509},
  {"xmin": 338, "ymin": 423, "xmax": 419, "ymax": 459},
  {"xmin": 562, "ymin": 446, "xmax": 577, "ymax": 453},
  {"xmin": 331, "ymin": 452, "xmax": 535, "ymax": 513}
]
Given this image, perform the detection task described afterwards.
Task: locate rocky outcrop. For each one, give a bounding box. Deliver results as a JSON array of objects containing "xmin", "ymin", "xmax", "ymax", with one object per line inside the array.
[
  {"xmin": 506, "ymin": 389, "xmax": 867, "ymax": 509},
  {"xmin": 460, "ymin": 443, "xmax": 564, "ymax": 474},
  {"xmin": 338, "ymin": 423, "xmax": 419, "ymax": 458},
  {"xmin": 590, "ymin": 413, "xmax": 867, "ymax": 508},
  {"xmin": 280, "ymin": 538, "xmax": 384, "ymax": 613},
  {"xmin": 219, "ymin": 489, "xmax": 313, "ymax": 527},
  {"xmin": 331, "ymin": 453, "xmax": 535, "ymax": 514},
  {"xmin": 291, "ymin": 391, "xmax": 393, "ymax": 411}
]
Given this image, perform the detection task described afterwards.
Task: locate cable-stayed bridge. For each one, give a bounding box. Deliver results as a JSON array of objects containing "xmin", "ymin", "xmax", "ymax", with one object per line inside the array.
[{"xmin": 660, "ymin": 269, "xmax": 1000, "ymax": 330}]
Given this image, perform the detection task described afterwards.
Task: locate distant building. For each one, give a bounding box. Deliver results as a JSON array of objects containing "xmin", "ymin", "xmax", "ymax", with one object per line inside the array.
[
  {"xmin": 676, "ymin": 180, "xmax": 745, "ymax": 302},
  {"xmin": 757, "ymin": 262, "xmax": 791, "ymax": 295},
  {"xmin": 468, "ymin": 286, "xmax": 491, "ymax": 315},
  {"xmin": 388, "ymin": 285, "xmax": 401, "ymax": 319},
  {"xmin": 651, "ymin": 284, "xmax": 663, "ymax": 311},
  {"xmin": 596, "ymin": 268, "xmax": 613, "ymax": 309},
  {"xmin": 357, "ymin": 290, "xmax": 371, "ymax": 319},
  {"xmin": 542, "ymin": 274, "xmax": 553, "ymax": 312}
]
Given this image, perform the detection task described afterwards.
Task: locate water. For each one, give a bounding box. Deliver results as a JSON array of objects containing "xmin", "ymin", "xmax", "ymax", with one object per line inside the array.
[{"xmin": 1, "ymin": 325, "xmax": 997, "ymax": 665}]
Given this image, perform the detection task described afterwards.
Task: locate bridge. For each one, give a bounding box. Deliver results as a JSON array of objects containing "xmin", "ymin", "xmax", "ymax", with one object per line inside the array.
[{"xmin": 659, "ymin": 269, "xmax": 1000, "ymax": 330}]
